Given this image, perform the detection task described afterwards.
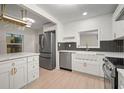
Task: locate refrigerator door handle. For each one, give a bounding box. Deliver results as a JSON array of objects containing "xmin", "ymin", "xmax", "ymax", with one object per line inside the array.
[
  {"xmin": 41, "ymin": 35, "xmax": 44, "ymax": 48},
  {"xmin": 39, "ymin": 36, "xmax": 41, "ymax": 48}
]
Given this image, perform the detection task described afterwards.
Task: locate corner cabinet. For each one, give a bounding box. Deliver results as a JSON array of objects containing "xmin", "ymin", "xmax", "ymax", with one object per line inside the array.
[
  {"xmin": 0, "ymin": 55, "xmax": 39, "ymax": 89},
  {"xmin": 112, "ymin": 4, "xmax": 124, "ymax": 39}
]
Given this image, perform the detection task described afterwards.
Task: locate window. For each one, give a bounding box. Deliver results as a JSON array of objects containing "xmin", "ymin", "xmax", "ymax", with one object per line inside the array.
[
  {"xmin": 77, "ymin": 29, "xmax": 100, "ymax": 48},
  {"xmin": 6, "ymin": 33, "xmax": 24, "ymax": 53}
]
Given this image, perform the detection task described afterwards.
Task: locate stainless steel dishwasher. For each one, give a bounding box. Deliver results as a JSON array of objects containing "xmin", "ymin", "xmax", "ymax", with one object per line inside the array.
[{"xmin": 59, "ymin": 52, "xmax": 72, "ymax": 71}]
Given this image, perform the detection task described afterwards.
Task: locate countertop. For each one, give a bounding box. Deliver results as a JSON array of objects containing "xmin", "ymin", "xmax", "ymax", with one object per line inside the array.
[
  {"xmin": 0, "ymin": 52, "xmax": 40, "ymax": 62},
  {"xmin": 58, "ymin": 50, "xmax": 124, "ymax": 58}
]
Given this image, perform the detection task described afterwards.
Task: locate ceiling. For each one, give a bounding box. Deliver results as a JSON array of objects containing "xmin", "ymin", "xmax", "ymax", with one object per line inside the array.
[
  {"xmin": 0, "ymin": 4, "xmax": 118, "ymax": 30},
  {"xmin": 0, "ymin": 4, "xmax": 52, "ymax": 31},
  {"xmin": 37, "ymin": 4, "xmax": 118, "ymax": 23}
]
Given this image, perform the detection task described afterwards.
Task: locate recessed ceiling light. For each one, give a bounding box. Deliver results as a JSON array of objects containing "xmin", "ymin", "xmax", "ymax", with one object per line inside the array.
[{"xmin": 82, "ymin": 12, "xmax": 88, "ymax": 16}]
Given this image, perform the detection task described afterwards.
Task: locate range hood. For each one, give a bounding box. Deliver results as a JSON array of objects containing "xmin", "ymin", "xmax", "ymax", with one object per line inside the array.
[{"xmin": 0, "ymin": 4, "xmax": 27, "ymax": 26}]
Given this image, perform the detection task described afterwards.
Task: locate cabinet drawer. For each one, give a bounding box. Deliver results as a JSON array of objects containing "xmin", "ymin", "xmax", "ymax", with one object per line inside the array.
[
  {"xmin": 0, "ymin": 61, "xmax": 12, "ymax": 70},
  {"xmin": 28, "ymin": 56, "xmax": 39, "ymax": 64},
  {"xmin": 28, "ymin": 69, "xmax": 39, "ymax": 83},
  {"xmin": 34, "ymin": 56, "xmax": 39, "ymax": 61},
  {"xmin": 28, "ymin": 62, "xmax": 39, "ymax": 72},
  {"xmin": 27, "ymin": 57, "xmax": 34, "ymax": 62},
  {"xmin": 11, "ymin": 58, "xmax": 27, "ymax": 65}
]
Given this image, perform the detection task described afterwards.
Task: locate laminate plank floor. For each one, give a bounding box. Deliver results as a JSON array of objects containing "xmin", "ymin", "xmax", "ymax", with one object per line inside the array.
[{"xmin": 24, "ymin": 68, "xmax": 104, "ymax": 89}]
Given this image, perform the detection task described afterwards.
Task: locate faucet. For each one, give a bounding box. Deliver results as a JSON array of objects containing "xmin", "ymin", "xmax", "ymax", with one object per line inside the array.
[{"xmin": 86, "ymin": 43, "xmax": 89, "ymax": 51}]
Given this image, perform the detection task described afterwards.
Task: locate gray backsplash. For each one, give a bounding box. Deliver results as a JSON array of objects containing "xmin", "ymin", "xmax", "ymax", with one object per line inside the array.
[{"xmin": 58, "ymin": 40, "xmax": 124, "ymax": 52}]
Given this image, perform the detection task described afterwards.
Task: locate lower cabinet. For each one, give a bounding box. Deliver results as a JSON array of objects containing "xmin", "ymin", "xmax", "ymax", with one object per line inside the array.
[
  {"xmin": 0, "ymin": 58, "xmax": 27, "ymax": 89},
  {"xmin": 13, "ymin": 58, "xmax": 27, "ymax": 89},
  {"xmin": 0, "ymin": 55, "xmax": 39, "ymax": 89},
  {"xmin": 27, "ymin": 56, "xmax": 39, "ymax": 83},
  {"xmin": 72, "ymin": 53, "xmax": 104, "ymax": 77},
  {"xmin": 118, "ymin": 71, "xmax": 124, "ymax": 89},
  {"xmin": 0, "ymin": 62, "xmax": 13, "ymax": 89},
  {"xmin": 28, "ymin": 70, "xmax": 39, "ymax": 83}
]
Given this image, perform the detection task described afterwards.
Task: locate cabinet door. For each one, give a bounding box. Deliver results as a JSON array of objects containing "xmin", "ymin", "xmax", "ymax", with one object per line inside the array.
[
  {"xmin": 28, "ymin": 69, "xmax": 39, "ymax": 83},
  {"xmin": 0, "ymin": 62, "xmax": 13, "ymax": 89},
  {"xmin": 86, "ymin": 60, "xmax": 100, "ymax": 76},
  {"xmin": 13, "ymin": 59, "xmax": 27, "ymax": 89},
  {"xmin": 113, "ymin": 20, "xmax": 124, "ymax": 39},
  {"xmin": 72, "ymin": 60, "xmax": 85, "ymax": 72}
]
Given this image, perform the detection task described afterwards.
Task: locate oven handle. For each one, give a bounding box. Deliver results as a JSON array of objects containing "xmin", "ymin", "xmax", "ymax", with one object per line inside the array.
[
  {"xmin": 102, "ymin": 63, "xmax": 106, "ymax": 74},
  {"xmin": 102, "ymin": 63, "xmax": 111, "ymax": 78}
]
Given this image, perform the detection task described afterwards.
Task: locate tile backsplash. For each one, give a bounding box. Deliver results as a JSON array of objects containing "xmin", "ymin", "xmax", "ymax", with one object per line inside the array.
[{"xmin": 58, "ymin": 40, "xmax": 124, "ymax": 52}]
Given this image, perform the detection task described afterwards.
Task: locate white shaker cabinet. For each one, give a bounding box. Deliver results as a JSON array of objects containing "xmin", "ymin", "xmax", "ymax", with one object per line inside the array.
[
  {"xmin": 0, "ymin": 53, "xmax": 39, "ymax": 89},
  {"xmin": 0, "ymin": 62, "xmax": 13, "ymax": 89},
  {"xmin": 27, "ymin": 56, "xmax": 39, "ymax": 83},
  {"xmin": 72, "ymin": 53, "xmax": 104, "ymax": 77},
  {"xmin": 112, "ymin": 4, "xmax": 124, "ymax": 39},
  {"xmin": 118, "ymin": 69, "xmax": 124, "ymax": 89},
  {"xmin": 0, "ymin": 58, "xmax": 27, "ymax": 89},
  {"xmin": 112, "ymin": 20, "xmax": 124, "ymax": 39},
  {"xmin": 85, "ymin": 60, "xmax": 100, "ymax": 76},
  {"xmin": 12, "ymin": 58, "xmax": 27, "ymax": 89}
]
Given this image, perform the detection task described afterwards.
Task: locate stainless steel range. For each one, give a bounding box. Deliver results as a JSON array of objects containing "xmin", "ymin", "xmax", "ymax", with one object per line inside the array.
[
  {"xmin": 102, "ymin": 57, "xmax": 124, "ymax": 89},
  {"xmin": 103, "ymin": 58, "xmax": 117, "ymax": 89}
]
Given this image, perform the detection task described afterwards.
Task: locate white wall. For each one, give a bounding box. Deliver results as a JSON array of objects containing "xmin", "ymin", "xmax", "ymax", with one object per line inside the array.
[
  {"xmin": 35, "ymin": 30, "xmax": 43, "ymax": 53},
  {"xmin": 0, "ymin": 23, "xmax": 37, "ymax": 54},
  {"xmin": 63, "ymin": 14, "xmax": 113, "ymax": 41}
]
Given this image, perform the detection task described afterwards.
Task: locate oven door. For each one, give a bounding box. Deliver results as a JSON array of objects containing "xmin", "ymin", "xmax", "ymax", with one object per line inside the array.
[{"xmin": 102, "ymin": 64, "xmax": 115, "ymax": 89}]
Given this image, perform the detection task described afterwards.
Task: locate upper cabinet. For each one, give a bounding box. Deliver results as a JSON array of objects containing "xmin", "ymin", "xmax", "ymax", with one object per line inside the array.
[
  {"xmin": 112, "ymin": 4, "xmax": 124, "ymax": 39},
  {"xmin": 77, "ymin": 29, "xmax": 100, "ymax": 48},
  {"xmin": 6, "ymin": 33, "xmax": 24, "ymax": 53}
]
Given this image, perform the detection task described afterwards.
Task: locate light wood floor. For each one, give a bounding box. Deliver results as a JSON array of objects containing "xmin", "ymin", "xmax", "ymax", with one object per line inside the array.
[{"xmin": 24, "ymin": 68, "xmax": 104, "ymax": 89}]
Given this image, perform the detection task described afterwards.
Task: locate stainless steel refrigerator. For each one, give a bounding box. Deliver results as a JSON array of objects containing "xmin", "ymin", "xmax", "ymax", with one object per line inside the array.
[{"xmin": 39, "ymin": 31, "xmax": 56, "ymax": 70}]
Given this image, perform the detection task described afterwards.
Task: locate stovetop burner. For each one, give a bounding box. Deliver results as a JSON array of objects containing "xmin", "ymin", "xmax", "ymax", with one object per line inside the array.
[{"xmin": 106, "ymin": 57, "xmax": 124, "ymax": 69}]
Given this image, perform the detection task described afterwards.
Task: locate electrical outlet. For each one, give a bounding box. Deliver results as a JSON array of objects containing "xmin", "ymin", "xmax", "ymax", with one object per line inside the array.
[{"xmin": 69, "ymin": 44, "xmax": 71, "ymax": 47}]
